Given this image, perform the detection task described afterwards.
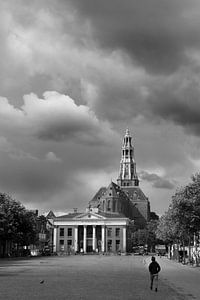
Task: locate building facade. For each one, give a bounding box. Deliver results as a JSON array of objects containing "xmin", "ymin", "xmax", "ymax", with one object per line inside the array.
[
  {"xmin": 52, "ymin": 209, "xmax": 133, "ymax": 254},
  {"xmin": 50, "ymin": 129, "xmax": 150, "ymax": 254}
]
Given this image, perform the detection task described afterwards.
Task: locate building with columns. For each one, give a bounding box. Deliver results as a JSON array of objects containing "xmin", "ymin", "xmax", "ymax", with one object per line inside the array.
[{"xmin": 49, "ymin": 129, "xmax": 150, "ymax": 254}]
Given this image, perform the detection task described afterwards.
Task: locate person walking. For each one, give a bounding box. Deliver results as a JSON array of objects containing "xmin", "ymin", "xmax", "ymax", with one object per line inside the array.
[{"xmin": 149, "ymin": 256, "xmax": 161, "ymax": 292}]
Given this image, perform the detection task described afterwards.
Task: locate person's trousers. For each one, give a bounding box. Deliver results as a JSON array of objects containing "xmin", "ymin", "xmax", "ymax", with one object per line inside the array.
[{"xmin": 150, "ymin": 273, "xmax": 158, "ymax": 289}]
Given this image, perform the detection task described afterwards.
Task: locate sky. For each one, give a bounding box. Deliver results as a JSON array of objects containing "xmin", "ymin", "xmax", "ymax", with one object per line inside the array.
[{"xmin": 1, "ymin": 0, "xmax": 200, "ymax": 216}]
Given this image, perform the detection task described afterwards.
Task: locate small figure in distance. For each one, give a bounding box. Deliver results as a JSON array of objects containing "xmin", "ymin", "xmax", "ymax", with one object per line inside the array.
[{"xmin": 149, "ymin": 256, "xmax": 161, "ymax": 292}]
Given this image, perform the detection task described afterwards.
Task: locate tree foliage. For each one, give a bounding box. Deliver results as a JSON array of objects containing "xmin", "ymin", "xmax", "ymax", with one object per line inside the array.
[
  {"xmin": 132, "ymin": 218, "xmax": 160, "ymax": 251},
  {"xmin": 156, "ymin": 173, "xmax": 200, "ymax": 245},
  {"xmin": 0, "ymin": 193, "xmax": 38, "ymax": 252}
]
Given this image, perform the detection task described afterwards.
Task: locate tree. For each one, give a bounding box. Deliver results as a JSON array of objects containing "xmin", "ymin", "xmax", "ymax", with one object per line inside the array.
[
  {"xmin": 146, "ymin": 219, "xmax": 159, "ymax": 252},
  {"xmin": 132, "ymin": 218, "xmax": 160, "ymax": 252},
  {"xmin": 185, "ymin": 173, "xmax": 200, "ymax": 234},
  {"xmin": 156, "ymin": 187, "xmax": 194, "ymax": 244},
  {"xmin": 156, "ymin": 209, "xmax": 177, "ymax": 244},
  {"xmin": 156, "ymin": 174, "xmax": 200, "ymax": 263},
  {"xmin": 0, "ymin": 193, "xmax": 38, "ymax": 257}
]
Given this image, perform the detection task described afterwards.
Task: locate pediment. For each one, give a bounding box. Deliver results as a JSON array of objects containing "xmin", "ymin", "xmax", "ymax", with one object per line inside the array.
[{"xmin": 74, "ymin": 212, "xmax": 105, "ymax": 220}]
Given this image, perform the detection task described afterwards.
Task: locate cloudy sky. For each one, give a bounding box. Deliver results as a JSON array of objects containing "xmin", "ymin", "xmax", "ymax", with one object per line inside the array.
[{"xmin": 1, "ymin": 0, "xmax": 200, "ymax": 216}]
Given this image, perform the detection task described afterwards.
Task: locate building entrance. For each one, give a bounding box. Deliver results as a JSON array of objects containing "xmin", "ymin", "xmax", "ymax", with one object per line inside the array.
[{"xmin": 77, "ymin": 225, "xmax": 102, "ymax": 253}]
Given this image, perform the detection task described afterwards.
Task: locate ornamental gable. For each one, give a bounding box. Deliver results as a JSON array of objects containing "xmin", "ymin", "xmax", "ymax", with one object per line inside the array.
[{"xmin": 74, "ymin": 212, "xmax": 106, "ymax": 220}]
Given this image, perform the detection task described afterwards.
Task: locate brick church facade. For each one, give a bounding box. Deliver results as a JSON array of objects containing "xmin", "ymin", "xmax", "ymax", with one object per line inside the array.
[{"xmin": 49, "ymin": 129, "xmax": 150, "ymax": 254}]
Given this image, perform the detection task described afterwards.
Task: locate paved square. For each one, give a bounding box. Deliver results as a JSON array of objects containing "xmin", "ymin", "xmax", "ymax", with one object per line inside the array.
[{"xmin": 0, "ymin": 255, "xmax": 188, "ymax": 300}]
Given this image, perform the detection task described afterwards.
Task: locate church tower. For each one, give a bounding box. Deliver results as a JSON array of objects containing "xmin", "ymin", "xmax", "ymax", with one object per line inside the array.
[
  {"xmin": 117, "ymin": 129, "xmax": 150, "ymax": 222},
  {"xmin": 89, "ymin": 128, "xmax": 150, "ymax": 224},
  {"xmin": 117, "ymin": 129, "xmax": 139, "ymax": 187}
]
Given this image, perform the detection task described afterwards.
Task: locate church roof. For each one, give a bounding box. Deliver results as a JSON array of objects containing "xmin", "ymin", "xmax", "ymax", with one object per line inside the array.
[
  {"xmin": 121, "ymin": 186, "xmax": 148, "ymax": 202},
  {"xmin": 89, "ymin": 187, "xmax": 107, "ymax": 207},
  {"xmin": 102, "ymin": 181, "xmax": 122, "ymax": 198}
]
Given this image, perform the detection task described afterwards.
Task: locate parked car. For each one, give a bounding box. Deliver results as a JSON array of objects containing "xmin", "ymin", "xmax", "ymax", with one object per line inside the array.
[
  {"xmin": 41, "ymin": 246, "xmax": 51, "ymax": 256},
  {"xmin": 132, "ymin": 246, "xmax": 144, "ymax": 255}
]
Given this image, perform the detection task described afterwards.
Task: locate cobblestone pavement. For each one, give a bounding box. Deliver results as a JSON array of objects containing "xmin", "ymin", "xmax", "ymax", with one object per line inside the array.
[{"xmin": 0, "ymin": 255, "xmax": 197, "ymax": 300}]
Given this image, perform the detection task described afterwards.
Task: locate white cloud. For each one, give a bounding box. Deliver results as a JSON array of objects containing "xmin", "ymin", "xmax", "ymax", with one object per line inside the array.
[
  {"xmin": 45, "ymin": 152, "xmax": 61, "ymax": 162},
  {"xmin": 1, "ymin": 0, "xmax": 200, "ymax": 216},
  {"xmin": 0, "ymin": 91, "xmax": 116, "ymax": 145}
]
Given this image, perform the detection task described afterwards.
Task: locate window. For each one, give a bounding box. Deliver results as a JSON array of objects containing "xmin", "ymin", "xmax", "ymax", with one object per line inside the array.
[
  {"xmin": 59, "ymin": 240, "xmax": 64, "ymax": 251},
  {"xmin": 60, "ymin": 228, "xmax": 64, "ymax": 237},
  {"xmin": 115, "ymin": 228, "xmax": 120, "ymax": 237},
  {"xmin": 68, "ymin": 228, "xmax": 72, "ymax": 237},
  {"xmin": 107, "ymin": 228, "xmax": 112, "ymax": 237},
  {"xmin": 116, "ymin": 240, "xmax": 120, "ymax": 252},
  {"xmin": 107, "ymin": 200, "xmax": 111, "ymax": 211},
  {"xmin": 67, "ymin": 240, "xmax": 72, "ymax": 253},
  {"xmin": 107, "ymin": 240, "xmax": 112, "ymax": 252},
  {"xmin": 67, "ymin": 240, "xmax": 72, "ymax": 246}
]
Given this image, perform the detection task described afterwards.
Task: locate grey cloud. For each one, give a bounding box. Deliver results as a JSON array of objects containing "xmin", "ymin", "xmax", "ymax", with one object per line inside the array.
[
  {"xmin": 145, "ymin": 70, "xmax": 200, "ymax": 136},
  {"xmin": 68, "ymin": 0, "xmax": 200, "ymax": 74},
  {"xmin": 0, "ymin": 91, "xmax": 120, "ymax": 211},
  {"xmin": 152, "ymin": 179, "xmax": 175, "ymax": 190},
  {"xmin": 0, "ymin": 152, "xmax": 66, "ymax": 196},
  {"xmin": 0, "ymin": 92, "xmax": 116, "ymax": 146},
  {"xmin": 139, "ymin": 170, "xmax": 175, "ymax": 189},
  {"xmin": 89, "ymin": 61, "xmax": 200, "ymax": 138},
  {"xmin": 0, "ymin": 0, "xmax": 200, "ymax": 216}
]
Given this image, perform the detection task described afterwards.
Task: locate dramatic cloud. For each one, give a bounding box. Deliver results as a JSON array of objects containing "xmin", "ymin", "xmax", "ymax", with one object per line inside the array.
[
  {"xmin": 69, "ymin": 0, "xmax": 200, "ymax": 74},
  {"xmin": 0, "ymin": 0, "xmax": 200, "ymax": 215},
  {"xmin": 139, "ymin": 171, "xmax": 175, "ymax": 190},
  {"xmin": 0, "ymin": 91, "xmax": 120, "ymax": 211},
  {"xmin": 0, "ymin": 92, "xmax": 115, "ymax": 144}
]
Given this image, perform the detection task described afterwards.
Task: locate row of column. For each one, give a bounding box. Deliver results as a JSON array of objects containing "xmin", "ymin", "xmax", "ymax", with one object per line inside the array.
[
  {"xmin": 75, "ymin": 225, "xmax": 103, "ymax": 253},
  {"xmin": 54, "ymin": 225, "xmax": 126, "ymax": 253}
]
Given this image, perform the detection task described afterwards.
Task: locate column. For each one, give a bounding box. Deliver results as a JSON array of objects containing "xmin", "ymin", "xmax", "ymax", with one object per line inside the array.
[
  {"xmin": 83, "ymin": 225, "xmax": 87, "ymax": 253},
  {"xmin": 123, "ymin": 226, "xmax": 126, "ymax": 253},
  {"xmin": 92, "ymin": 225, "xmax": 96, "ymax": 251},
  {"xmin": 101, "ymin": 226, "xmax": 105, "ymax": 252},
  {"xmin": 74, "ymin": 226, "xmax": 78, "ymax": 252},
  {"xmin": 53, "ymin": 226, "xmax": 57, "ymax": 253}
]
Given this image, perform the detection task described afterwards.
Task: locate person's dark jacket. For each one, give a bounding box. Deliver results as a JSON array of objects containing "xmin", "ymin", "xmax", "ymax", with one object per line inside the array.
[{"xmin": 149, "ymin": 261, "xmax": 161, "ymax": 274}]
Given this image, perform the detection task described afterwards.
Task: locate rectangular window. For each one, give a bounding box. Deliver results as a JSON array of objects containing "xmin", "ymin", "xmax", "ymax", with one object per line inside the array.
[
  {"xmin": 107, "ymin": 228, "xmax": 112, "ymax": 237},
  {"xmin": 59, "ymin": 240, "xmax": 64, "ymax": 251},
  {"xmin": 116, "ymin": 240, "xmax": 120, "ymax": 252},
  {"xmin": 115, "ymin": 228, "xmax": 120, "ymax": 237},
  {"xmin": 67, "ymin": 228, "xmax": 72, "ymax": 237},
  {"xmin": 67, "ymin": 240, "xmax": 72, "ymax": 246},
  {"xmin": 60, "ymin": 228, "xmax": 64, "ymax": 237},
  {"xmin": 67, "ymin": 240, "xmax": 72, "ymax": 253},
  {"xmin": 107, "ymin": 240, "xmax": 112, "ymax": 251}
]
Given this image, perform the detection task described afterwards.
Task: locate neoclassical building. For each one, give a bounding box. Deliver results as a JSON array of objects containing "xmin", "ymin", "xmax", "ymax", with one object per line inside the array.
[{"xmin": 49, "ymin": 129, "xmax": 150, "ymax": 254}]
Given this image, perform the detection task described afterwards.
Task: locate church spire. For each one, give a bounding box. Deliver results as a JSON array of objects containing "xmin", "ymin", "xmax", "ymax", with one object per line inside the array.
[{"xmin": 117, "ymin": 129, "xmax": 139, "ymax": 187}]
